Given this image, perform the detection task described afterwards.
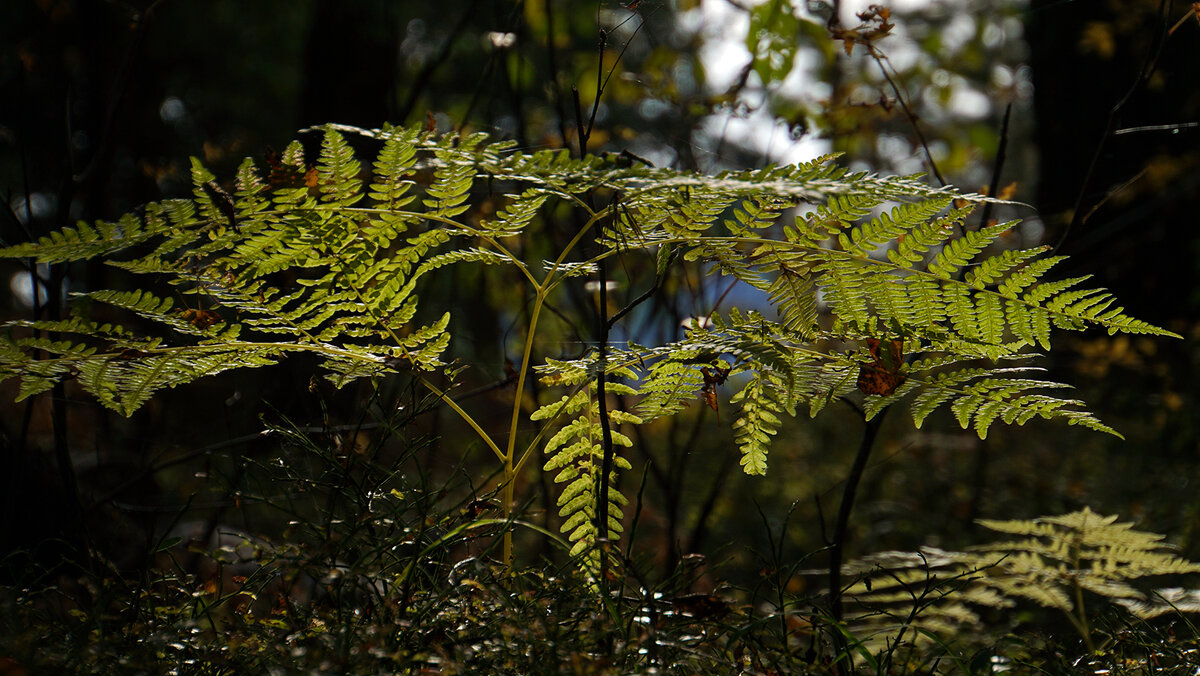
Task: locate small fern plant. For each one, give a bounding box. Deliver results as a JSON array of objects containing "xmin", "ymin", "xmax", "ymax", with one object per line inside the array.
[
  {"xmin": 838, "ymin": 508, "xmax": 1200, "ymax": 656},
  {"xmin": 0, "ymin": 122, "xmax": 1177, "ymax": 572}
]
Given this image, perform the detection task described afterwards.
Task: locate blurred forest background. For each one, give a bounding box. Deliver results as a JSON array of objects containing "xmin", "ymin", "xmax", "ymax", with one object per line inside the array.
[{"xmin": 1, "ymin": 0, "xmax": 1198, "ymax": 651}]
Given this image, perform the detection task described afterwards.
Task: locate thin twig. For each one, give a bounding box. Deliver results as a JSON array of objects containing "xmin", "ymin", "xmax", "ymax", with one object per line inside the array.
[
  {"xmin": 868, "ymin": 45, "xmax": 946, "ymax": 186},
  {"xmin": 1114, "ymin": 121, "xmax": 1200, "ymax": 135},
  {"xmin": 594, "ymin": 223, "xmax": 617, "ymax": 585},
  {"xmin": 1077, "ymin": 167, "xmax": 1148, "ymax": 230},
  {"xmin": 1052, "ymin": 0, "xmax": 1171, "ymax": 255}
]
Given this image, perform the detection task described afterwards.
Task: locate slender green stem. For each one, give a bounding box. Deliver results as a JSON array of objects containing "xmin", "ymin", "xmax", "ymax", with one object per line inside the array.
[
  {"xmin": 416, "ymin": 375, "xmax": 504, "ymax": 463},
  {"xmin": 501, "ymin": 289, "xmax": 545, "ymax": 565},
  {"xmin": 1072, "ymin": 590, "xmax": 1095, "ymax": 654},
  {"xmin": 498, "ymin": 210, "xmax": 604, "ymax": 566}
]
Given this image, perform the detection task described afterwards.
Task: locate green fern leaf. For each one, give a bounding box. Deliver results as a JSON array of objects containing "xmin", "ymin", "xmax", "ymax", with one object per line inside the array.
[
  {"xmin": 730, "ymin": 370, "xmax": 789, "ymax": 475},
  {"xmin": 927, "ymin": 221, "xmax": 1010, "ymax": 279}
]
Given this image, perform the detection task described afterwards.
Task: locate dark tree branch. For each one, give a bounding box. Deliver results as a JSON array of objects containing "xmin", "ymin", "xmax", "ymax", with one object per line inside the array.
[
  {"xmin": 544, "ymin": 0, "xmax": 571, "ymax": 151},
  {"xmin": 827, "ymin": 407, "xmax": 887, "ymax": 674},
  {"xmin": 977, "ymin": 102, "xmax": 1013, "ymax": 230}
]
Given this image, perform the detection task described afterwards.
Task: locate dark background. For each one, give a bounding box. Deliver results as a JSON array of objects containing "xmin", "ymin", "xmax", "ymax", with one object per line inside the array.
[{"xmin": 1, "ymin": 0, "xmax": 1196, "ymax": 580}]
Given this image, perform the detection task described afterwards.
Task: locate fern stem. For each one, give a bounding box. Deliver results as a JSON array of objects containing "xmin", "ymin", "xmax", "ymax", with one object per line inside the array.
[
  {"xmin": 594, "ymin": 254, "xmax": 616, "ymax": 584},
  {"xmin": 1072, "ymin": 579, "xmax": 1096, "ymax": 654},
  {"xmin": 314, "ymin": 255, "xmax": 508, "ymax": 466},
  {"xmin": 501, "ymin": 208, "xmax": 606, "ymax": 567},
  {"xmin": 545, "ymin": 212, "xmax": 604, "ymax": 279},
  {"xmin": 1068, "ymin": 539, "xmax": 1097, "ymax": 654},
  {"xmin": 503, "ymin": 286, "xmax": 547, "ymax": 567},
  {"xmin": 415, "ymin": 376, "xmax": 504, "ymax": 463}
]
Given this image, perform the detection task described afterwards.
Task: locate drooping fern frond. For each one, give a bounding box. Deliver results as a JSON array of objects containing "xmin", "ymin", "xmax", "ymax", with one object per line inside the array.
[
  {"xmin": 729, "ymin": 369, "xmax": 790, "ymax": 476},
  {"xmin": 0, "ymin": 124, "xmax": 511, "ymax": 414},
  {"xmin": 531, "ymin": 359, "xmax": 642, "ymax": 572}
]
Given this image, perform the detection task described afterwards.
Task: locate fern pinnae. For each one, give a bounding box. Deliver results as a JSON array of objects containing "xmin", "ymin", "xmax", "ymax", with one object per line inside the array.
[
  {"xmin": 909, "ymin": 367, "xmax": 1116, "ymax": 439},
  {"xmin": 480, "ymin": 189, "xmax": 549, "ymax": 236},
  {"xmin": 730, "ymin": 368, "xmax": 791, "ymax": 476},
  {"xmin": 840, "ymin": 196, "xmax": 953, "ymax": 257},
  {"xmin": 904, "ymin": 276, "xmax": 947, "ymax": 330},
  {"xmin": 367, "ymin": 126, "xmax": 420, "ymax": 212},
  {"xmin": 766, "ymin": 263, "xmax": 820, "ymax": 339},
  {"xmin": 815, "ymin": 255, "xmax": 873, "ymax": 330},
  {"xmin": 313, "ymin": 128, "xmax": 364, "ymax": 207},
  {"xmin": 422, "ymin": 134, "xmax": 481, "ymax": 220},
  {"xmin": 927, "ymin": 220, "xmax": 1012, "ymax": 279},
  {"xmin": 866, "ymin": 273, "xmax": 916, "ymax": 330},
  {"xmin": 964, "ymin": 246, "xmax": 1048, "ymax": 289},
  {"xmin": 0, "ymin": 212, "xmax": 154, "ymax": 263},
  {"xmin": 975, "ymin": 291, "xmax": 1006, "ymax": 345},
  {"xmin": 634, "ymin": 358, "xmax": 706, "ymax": 421},
  {"xmin": 886, "ymin": 205, "xmax": 973, "ymax": 267},
  {"xmin": 860, "ymin": 378, "xmax": 920, "ymax": 420},
  {"xmin": 724, "ymin": 194, "xmax": 790, "ymax": 236},
  {"xmin": 233, "ymin": 156, "xmax": 271, "ymax": 217},
  {"xmin": 534, "ymin": 371, "xmax": 640, "ymax": 567}
]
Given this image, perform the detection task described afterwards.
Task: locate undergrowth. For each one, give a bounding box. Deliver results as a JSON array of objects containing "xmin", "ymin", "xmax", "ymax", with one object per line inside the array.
[{"xmin": 3, "ymin": 402, "xmax": 1199, "ymax": 674}]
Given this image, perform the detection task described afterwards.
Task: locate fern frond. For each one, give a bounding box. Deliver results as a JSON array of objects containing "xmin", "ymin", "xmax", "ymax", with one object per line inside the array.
[
  {"xmin": 77, "ymin": 345, "xmax": 284, "ymax": 415},
  {"xmin": 0, "ymin": 210, "xmax": 174, "ymax": 263},
  {"xmin": 534, "ymin": 376, "xmax": 639, "ymax": 571},
  {"xmin": 634, "ymin": 358, "xmax": 707, "ymax": 420},
  {"xmin": 907, "ymin": 365, "xmax": 1117, "ymax": 438},
  {"xmin": 730, "ymin": 369, "xmax": 790, "ymax": 476},
  {"xmin": 481, "ymin": 189, "xmax": 549, "ymax": 236},
  {"xmin": 834, "ymin": 508, "xmax": 1200, "ymax": 655},
  {"xmin": 314, "ymin": 127, "xmax": 364, "ymax": 207},
  {"xmin": 723, "ymin": 194, "xmax": 790, "ymax": 236},
  {"xmin": 840, "ymin": 197, "xmax": 952, "ymax": 257},
  {"xmin": 423, "ymin": 134, "xmax": 480, "ymax": 219},
  {"xmin": 964, "ymin": 246, "xmax": 1048, "ymax": 289},
  {"xmin": 0, "ymin": 123, "xmax": 1180, "ymax": 583},
  {"xmin": 927, "ymin": 221, "xmax": 1010, "ymax": 279}
]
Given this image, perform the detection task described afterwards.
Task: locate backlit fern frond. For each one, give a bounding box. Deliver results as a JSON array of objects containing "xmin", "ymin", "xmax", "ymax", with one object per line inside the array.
[
  {"xmin": 0, "ymin": 207, "xmax": 191, "ymax": 263},
  {"xmin": 0, "ymin": 122, "xmax": 1181, "ymax": 575},
  {"xmin": 75, "ymin": 345, "xmax": 286, "ymax": 415},
  {"xmin": 532, "ymin": 367, "xmax": 641, "ymax": 571},
  {"xmin": 0, "ymin": 124, "xmax": 516, "ymax": 411},
  {"xmin": 760, "ymin": 251, "xmax": 819, "ymax": 339},
  {"xmin": 839, "ymin": 197, "xmax": 953, "ymax": 257},
  {"xmin": 730, "ymin": 369, "xmax": 791, "ymax": 476},
  {"xmin": 633, "ymin": 358, "xmax": 707, "ymax": 421},
  {"xmin": 967, "ymin": 509, "xmax": 1200, "ymax": 617}
]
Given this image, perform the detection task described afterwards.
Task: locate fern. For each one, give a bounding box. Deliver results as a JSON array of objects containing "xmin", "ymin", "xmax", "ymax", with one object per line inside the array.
[
  {"xmin": 729, "ymin": 370, "xmax": 789, "ymax": 476},
  {"xmin": 0, "ymin": 121, "xmax": 1178, "ymax": 569},
  {"xmin": 834, "ymin": 508, "xmax": 1200, "ymax": 656},
  {"xmin": 531, "ymin": 361, "xmax": 641, "ymax": 571}
]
